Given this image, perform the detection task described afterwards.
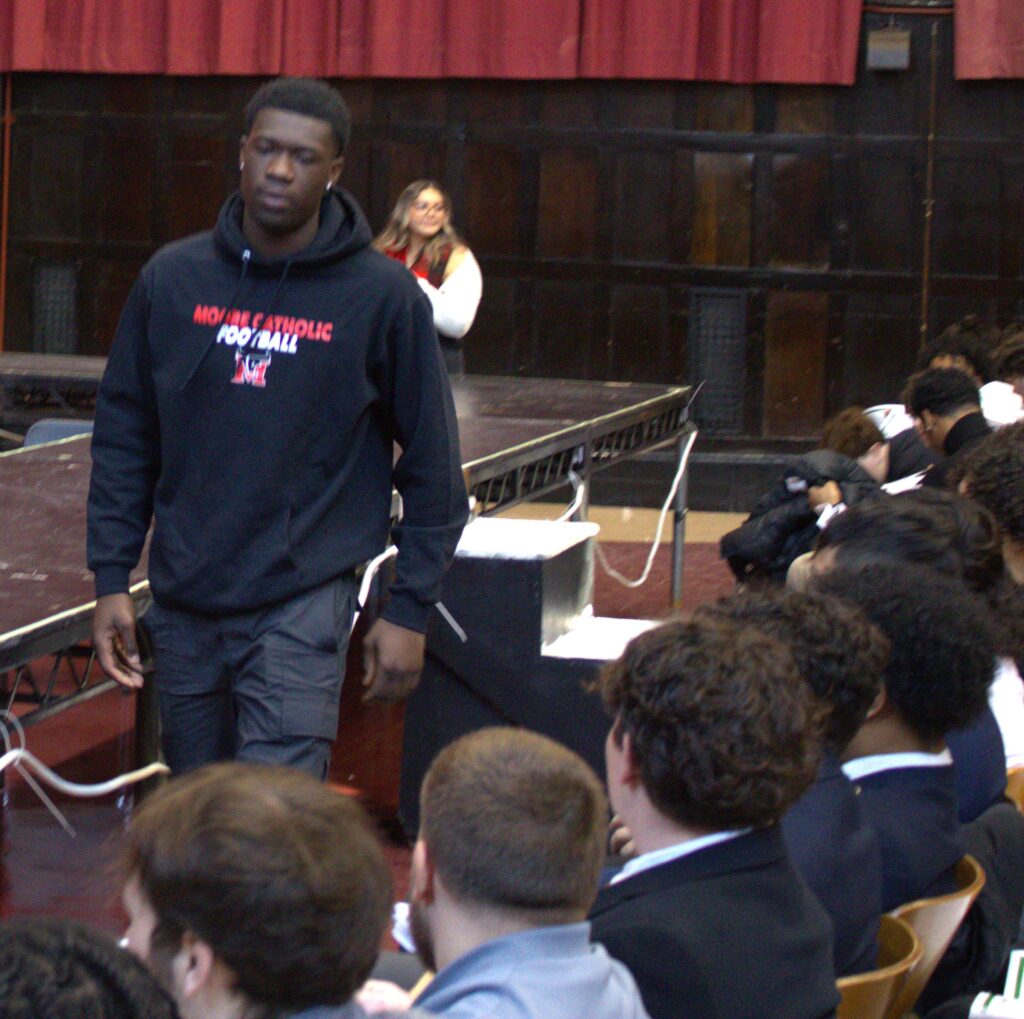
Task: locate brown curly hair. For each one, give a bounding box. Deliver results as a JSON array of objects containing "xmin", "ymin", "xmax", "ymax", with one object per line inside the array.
[
  {"xmin": 697, "ymin": 589, "xmax": 889, "ymax": 754},
  {"xmin": 598, "ymin": 617, "xmax": 822, "ymax": 831}
]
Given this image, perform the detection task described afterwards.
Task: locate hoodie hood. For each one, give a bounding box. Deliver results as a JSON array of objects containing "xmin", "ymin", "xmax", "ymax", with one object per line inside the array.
[{"xmin": 213, "ymin": 187, "xmax": 374, "ymax": 271}]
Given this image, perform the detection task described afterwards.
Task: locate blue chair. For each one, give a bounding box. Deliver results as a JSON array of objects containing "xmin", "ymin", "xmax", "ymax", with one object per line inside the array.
[{"xmin": 22, "ymin": 418, "xmax": 93, "ymax": 446}]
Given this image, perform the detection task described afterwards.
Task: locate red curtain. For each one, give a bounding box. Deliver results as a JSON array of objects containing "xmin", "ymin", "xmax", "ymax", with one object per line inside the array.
[
  {"xmin": 0, "ymin": 0, "xmax": 861, "ymax": 84},
  {"xmin": 579, "ymin": 0, "xmax": 863, "ymax": 84},
  {"xmin": 955, "ymin": 0, "xmax": 1024, "ymax": 80}
]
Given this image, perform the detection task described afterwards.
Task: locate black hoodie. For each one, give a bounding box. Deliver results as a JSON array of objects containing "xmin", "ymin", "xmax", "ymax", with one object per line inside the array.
[{"xmin": 87, "ymin": 189, "xmax": 468, "ymax": 631}]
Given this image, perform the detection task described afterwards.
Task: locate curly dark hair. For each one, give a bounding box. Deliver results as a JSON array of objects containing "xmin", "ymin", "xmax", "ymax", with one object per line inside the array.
[
  {"xmin": 245, "ymin": 77, "xmax": 351, "ymax": 154},
  {"xmin": 120, "ymin": 762, "xmax": 391, "ymax": 1016},
  {"xmin": 894, "ymin": 488, "xmax": 1006, "ymax": 596},
  {"xmin": 995, "ymin": 329, "xmax": 1024, "ymax": 382},
  {"xmin": 598, "ymin": 617, "xmax": 821, "ymax": 831},
  {"xmin": 821, "ymin": 407, "xmax": 885, "ymax": 460},
  {"xmin": 954, "ymin": 421, "xmax": 1024, "ymax": 545},
  {"xmin": 818, "ymin": 494, "xmax": 963, "ymax": 579},
  {"xmin": 902, "ymin": 367, "xmax": 981, "ymax": 419},
  {"xmin": 697, "ymin": 589, "xmax": 889, "ymax": 754},
  {"xmin": 0, "ymin": 917, "xmax": 178, "ymax": 1019},
  {"xmin": 815, "ymin": 564, "xmax": 995, "ymax": 742},
  {"xmin": 916, "ymin": 316, "xmax": 998, "ymax": 383}
]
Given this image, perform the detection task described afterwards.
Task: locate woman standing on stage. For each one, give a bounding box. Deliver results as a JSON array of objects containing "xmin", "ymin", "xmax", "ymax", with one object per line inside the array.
[{"xmin": 375, "ymin": 180, "xmax": 482, "ymax": 374}]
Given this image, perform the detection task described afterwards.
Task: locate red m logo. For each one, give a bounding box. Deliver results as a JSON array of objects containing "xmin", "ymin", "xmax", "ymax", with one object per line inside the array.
[{"xmin": 231, "ymin": 353, "xmax": 269, "ymax": 388}]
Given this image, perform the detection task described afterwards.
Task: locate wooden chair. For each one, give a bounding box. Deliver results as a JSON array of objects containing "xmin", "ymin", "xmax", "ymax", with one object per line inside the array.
[
  {"xmin": 886, "ymin": 855, "xmax": 986, "ymax": 1018},
  {"xmin": 1005, "ymin": 766, "xmax": 1024, "ymax": 813},
  {"xmin": 836, "ymin": 914, "xmax": 922, "ymax": 1019}
]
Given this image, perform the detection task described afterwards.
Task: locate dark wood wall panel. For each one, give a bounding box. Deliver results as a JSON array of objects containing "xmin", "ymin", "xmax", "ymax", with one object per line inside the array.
[
  {"xmin": 847, "ymin": 155, "xmax": 916, "ymax": 272},
  {"xmin": 608, "ymin": 285, "xmax": 675, "ymax": 383},
  {"xmin": 932, "ymin": 159, "xmax": 1000, "ymax": 277},
  {"xmin": 691, "ymin": 153, "xmax": 752, "ymax": 267},
  {"xmin": 613, "ymin": 152, "xmax": 676, "ymax": 262},
  {"xmin": 533, "ymin": 281, "xmax": 597, "ymax": 378},
  {"xmin": 768, "ymin": 154, "xmax": 829, "ymax": 268},
  {"xmin": 763, "ymin": 291, "xmax": 827, "ymax": 437},
  {"xmin": 538, "ymin": 149, "xmax": 597, "ymax": 259},
  {"xmin": 3, "ymin": 11, "xmax": 1022, "ymax": 444},
  {"xmin": 464, "ymin": 144, "xmax": 521, "ymax": 258}
]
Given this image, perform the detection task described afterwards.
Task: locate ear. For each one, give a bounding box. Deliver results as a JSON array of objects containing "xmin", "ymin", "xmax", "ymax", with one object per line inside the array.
[
  {"xmin": 329, "ymin": 155, "xmax": 345, "ymax": 188},
  {"xmin": 865, "ymin": 686, "xmax": 888, "ymax": 721},
  {"xmin": 410, "ymin": 838, "xmax": 436, "ymax": 905},
  {"xmin": 620, "ymin": 732, "xmax": 643, "ymax": 791},
  {"xmin": 177, "ymin": 932, "xmax": 217, "ymax": 1000}
]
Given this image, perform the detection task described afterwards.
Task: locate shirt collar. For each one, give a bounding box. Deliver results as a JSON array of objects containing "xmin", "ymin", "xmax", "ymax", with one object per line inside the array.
[
  {"xmin": 610, "ymin": 829, "xmax": 751, "ymax": 885},
  {"xmin": 842, "ymin": 748, "xmax": 952, "ymax": 782}
]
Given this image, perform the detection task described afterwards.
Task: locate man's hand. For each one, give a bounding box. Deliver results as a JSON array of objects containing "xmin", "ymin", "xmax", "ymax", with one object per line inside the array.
[
  {"xmin": 362, "ymin": 618, "xmax": 426, "ymax": 703},
  {"xmin": 609, "ymin": 814, "xmax": 638, "ymax": 859},
  {"xmin": 357, "ymin": 980, "xmax": 415, "ymax": 1014},
  {"xmin": 807, "ymin": 480, "xmax": 842, "ymax": 509},
  {"xmin": 92, "ymin": 593, "xmax": 145, "ymax": 688}
]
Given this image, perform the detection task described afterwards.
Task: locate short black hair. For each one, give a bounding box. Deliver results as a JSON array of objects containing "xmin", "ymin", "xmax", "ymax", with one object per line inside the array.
[
  {"xmin": 817, "ymin": 564, "xmax": 995, "ymax": 742},
  {"xmin": 698, "ymin": 589, "xmax": 889, "ymax": 754},
  {"xmin": 916, "ymin": 316, "xmax": 997, "ymax": 383},
  {"xmin": 818, "ymin": 495, "xmax": 963, "ymax": 579},
  {"xmin": 995, "ymin": 329, "xmax": 1024, "ymax": 381},
  {"xmin": 245, "ymin": 77, "xmax": 351, "ymax": 154},
  {"xmin": 0, "ymin": 917, "xmax": 178, "ymax": 1019},
  {"xmin": 902, "ymin": 367, "xmax": 981, "ymax": 419}
]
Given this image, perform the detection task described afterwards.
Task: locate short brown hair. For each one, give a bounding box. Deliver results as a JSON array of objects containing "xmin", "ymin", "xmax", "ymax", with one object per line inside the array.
[
  {"xmin": 599, "ymin": 618, "xmax": 821, "ymax": 830},
  {"xmin": 821, "ymin": 407, "xmax": 884, "ymax": 460},
  {"xmin": 121, "ymin": 762, "xmax": 391, "ymax": 1014},
  {"xmin": 420, "ymin": 728, "xmax": 607, "ymax": 920}
]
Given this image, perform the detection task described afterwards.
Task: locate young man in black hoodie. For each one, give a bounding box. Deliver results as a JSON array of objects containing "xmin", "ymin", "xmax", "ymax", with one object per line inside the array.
[{"xmin": 87, "ymin": 78, "xmax": 468, "ymax": 778}]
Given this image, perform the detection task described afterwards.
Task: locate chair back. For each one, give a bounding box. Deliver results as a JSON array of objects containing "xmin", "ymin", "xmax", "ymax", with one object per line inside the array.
[
  {"xmin": 1006, "ymin": 767, "xmax": 1024, "ymax": 813},
  {"xmin": 886, "ymin": 855, "xmax": 986, "ymax": 1018},
  {"xmin": 22, "ymin": 418, "xmax": 93, "ymax": 447},
  {"xmin": 836, "ymin": 914, "xmax": 921, "ymax": 1019}
]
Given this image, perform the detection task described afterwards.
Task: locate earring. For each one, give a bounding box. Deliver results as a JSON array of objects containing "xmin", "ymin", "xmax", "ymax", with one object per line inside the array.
[
  {"xmin": 325, "ymin": 181, "xmax": 332, "ymax": 192},
  {"xmin": 239, "ymin": 162, "xmax": 245, "ymax": 171}
]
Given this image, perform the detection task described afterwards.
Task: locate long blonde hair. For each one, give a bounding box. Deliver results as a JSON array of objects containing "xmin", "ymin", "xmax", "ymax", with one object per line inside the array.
[{"xmin": 373, "ymin": 180, "xmax": 464, "ymax": 272}]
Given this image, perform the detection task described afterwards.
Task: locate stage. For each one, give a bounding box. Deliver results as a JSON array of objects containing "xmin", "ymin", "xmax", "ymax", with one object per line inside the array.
[{"xmin": 0, "ymin": 363, "xmax": 694, "ymax": 731}]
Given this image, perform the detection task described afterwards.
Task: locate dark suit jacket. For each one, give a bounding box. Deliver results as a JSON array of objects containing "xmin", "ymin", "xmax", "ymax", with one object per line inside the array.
[
  {"xmin": 781, "ymin": 753, "xmax": 883, "ymax": 976},
  {"xmin": 588, "ymin": 826, "xmax": 839, "ymax": 1019},
  {"xmin": 851, "ymin": 764, "xmax": 964, "ymax": 912},
  {"xmin": 947, "ymin": 704, "xmax": 1007, "ymax": 824}
]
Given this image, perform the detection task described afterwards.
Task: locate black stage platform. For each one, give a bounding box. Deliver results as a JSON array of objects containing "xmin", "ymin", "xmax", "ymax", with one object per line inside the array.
[{"xmin": 0, "ymin": 364, "xmax": 694, "ymax": 726}]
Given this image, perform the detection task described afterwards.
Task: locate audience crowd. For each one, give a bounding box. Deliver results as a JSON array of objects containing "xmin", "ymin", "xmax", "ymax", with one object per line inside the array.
[{"xmin": 4, "ymin": 311, "xmax": 1024, "ymax": 1019}]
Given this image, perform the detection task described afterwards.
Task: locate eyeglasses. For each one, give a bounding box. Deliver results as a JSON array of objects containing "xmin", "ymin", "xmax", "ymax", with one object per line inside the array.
[{"xmin": 412, "ymin": 201, "xmax": 446, "ymax": 215}]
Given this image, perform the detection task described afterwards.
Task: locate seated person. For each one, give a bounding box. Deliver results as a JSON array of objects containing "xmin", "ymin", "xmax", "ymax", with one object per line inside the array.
[
  {"xmin": 903, "ymin": 367, "xmax": 992, "ymax": 488},
  {"xmin": 589, "ymin": 617, "xmax": 838, "ymax": 1019},
  {"xmin": 720, "ymin": 406, "xmax": 887, "ymax": 583},
  {"xmin": 956, "ymin": 421, "xmax": 1024, "ymax": 584},
  {"xmin": 0, "ymin": 916, "xmax": 179, "ymax": 1019},
  {"xmin": 363, "ymin": 727, "xmax": 651, "ymax": 1019},
  {"xmin": 812, "ymin": 495, "xmax": 1010, "ymax": 821},
  {"xmin": 815, "ymin": 564, "xmax": 995, "ymax": 910},
  {"xmin": 917, "ymin": 315, "xmax": 1023, "ymax": 428},
  {"xmin": 697, "ymin": 588, "xmax": 887, "ymax": 977},
  {"xmin": 995, "ymin": 325, "xmax": 1024, "ymax": 401},
  {"xmin": 119, "ymin": 761, "xmax": 417, "ymax": 1019}
]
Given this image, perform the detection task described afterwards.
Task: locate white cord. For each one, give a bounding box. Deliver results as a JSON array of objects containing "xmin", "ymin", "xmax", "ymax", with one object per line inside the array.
[
  {"xmin": 595, "ymin": 427, "xmax": 698, "ymax": 589},
  {"xmin": 0, "ymin": 711, "xmax": 171, "ymax": 837},
  {"xmin": 351, "ymin": 544, "xmax": 466, "ymax": 643}
]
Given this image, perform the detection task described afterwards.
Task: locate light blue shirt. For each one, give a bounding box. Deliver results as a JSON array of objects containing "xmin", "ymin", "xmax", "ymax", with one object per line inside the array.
[{"xmin": 414, "ymin": 921, "xmax": 651, "ymax": 1019}]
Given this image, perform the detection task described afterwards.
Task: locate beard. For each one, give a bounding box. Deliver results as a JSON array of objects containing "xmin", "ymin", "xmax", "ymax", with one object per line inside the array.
[{"xmin": 409, "ymin": 899, "xmax": 436, "ymax": 973}]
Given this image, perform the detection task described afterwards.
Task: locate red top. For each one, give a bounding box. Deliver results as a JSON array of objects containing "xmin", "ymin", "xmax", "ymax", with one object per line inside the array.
[{"xmin": 384, "ymin": 244, "xmax": 452, "ymax": 289}]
